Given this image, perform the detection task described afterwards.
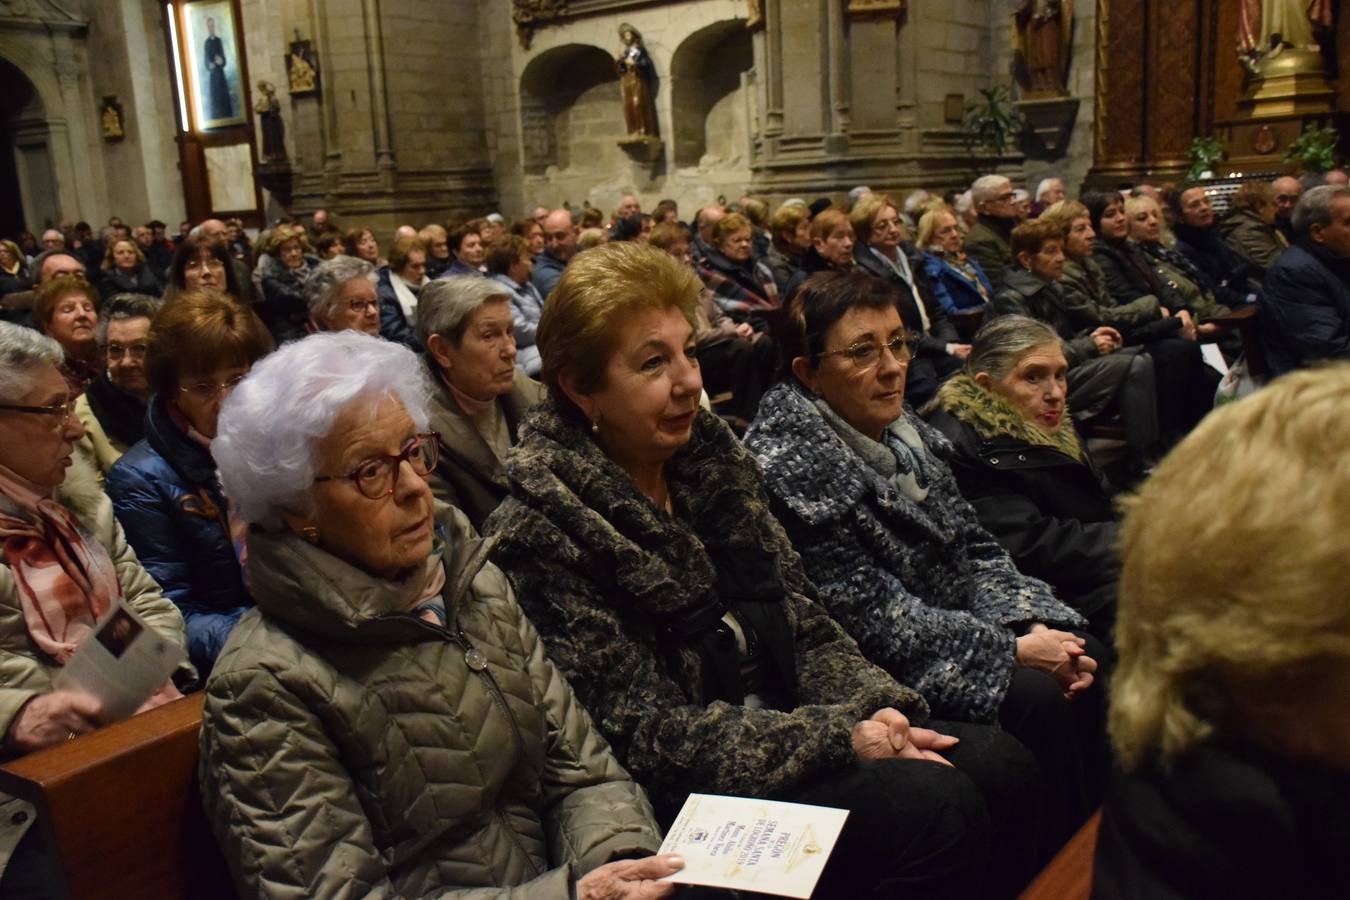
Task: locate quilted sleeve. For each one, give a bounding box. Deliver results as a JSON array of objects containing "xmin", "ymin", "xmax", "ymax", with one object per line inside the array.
[{"xmin": 201, "ymin": 659, "xmax": 582, "ymax": 900}]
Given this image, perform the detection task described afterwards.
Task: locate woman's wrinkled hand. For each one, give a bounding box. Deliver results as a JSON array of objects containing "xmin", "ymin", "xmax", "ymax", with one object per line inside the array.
[
  {"xmin": 1091, "ymin": 326, "xmax": 1122, "ymax": 354},
  {"xmin": 3, "ymin": 690, "xmax": 106, "ymax": 754},
  {"xmin": 1176, "ymin": 309, "xmax": 1198, "ymax": 341},
  {"xmin": 135, "ymin": 680, "xmax": 184, "ymax": 715},
  {"xmin": 852, "ymin": 707, "xmax": 910, "ymax": 760},
  {"xmin": 1015, "ymin": 627, "xmax": 1088, "ymax": 691},
  {"xmin": 576, "ymin": 854, "xmax": 684, "ymax": 899},
  {"xmin": 905, "ymin": 726, "xmax": 959, "ymax": 767}
]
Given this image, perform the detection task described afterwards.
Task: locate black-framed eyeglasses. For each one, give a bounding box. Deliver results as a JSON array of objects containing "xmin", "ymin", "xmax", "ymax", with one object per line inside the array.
[
  {"xmin": 0, "ymin": 399, "xmax": 77, "ymax": 428},
  {"xmin": 106, "ymin": 343, "xmax": 149, "ymax": 360},
  {"xmin": 314, "ymin": 432, "xmax": 440, "ymax": 499},
  {"xmin": 179, "ymin": 373, "xmax": 248, "ymax": 401},
  {"xmin": 817, "ymin": 334, "xmax": 912, "ymax": 370}
]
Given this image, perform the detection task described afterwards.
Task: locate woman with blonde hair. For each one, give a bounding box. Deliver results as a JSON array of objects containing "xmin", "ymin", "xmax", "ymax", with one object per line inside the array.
[
  {"xmin": 256, "ymin": 223, "xmax": 319, "ymax": 343},
  {"xmin": 97, "ymin": 237, "xmax": 162, "ymax": 300},
  {"xmin": 1095, "ymin": 363, "xmax": 1350, "ymax": 899},
  {"xmin": 1218, "ymin": 179, "xmax": 1290, "ymax": 274},
  {"xmin": 918, "ymin": 205, "xmax": 994, "ymax": 314}
]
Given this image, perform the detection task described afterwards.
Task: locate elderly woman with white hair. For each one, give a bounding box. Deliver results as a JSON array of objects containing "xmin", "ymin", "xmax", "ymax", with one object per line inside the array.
[
  {"xmin": 302, "ymin": 255, "xmax": 380, "ymax": 336},
  {"xmin": 0, "ymin": 322, "xmax": 186, "ymax": 894},
  {"xmin": 1094, "ymin": 364, "xmax": 1350, "ymax": 899},
  {"xmin": 201, "ymin": 330, "xmax": 675, "ymax": 899},
  {"xmin": 416, "ymin": 275, "xmax": 545, "ymax": 530}
]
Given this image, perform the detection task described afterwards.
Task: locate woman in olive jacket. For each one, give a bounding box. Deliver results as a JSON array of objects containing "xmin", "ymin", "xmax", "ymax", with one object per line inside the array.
[{"xmin": 201, "ymin": 331, "xmax": 672, "ymax": 899}]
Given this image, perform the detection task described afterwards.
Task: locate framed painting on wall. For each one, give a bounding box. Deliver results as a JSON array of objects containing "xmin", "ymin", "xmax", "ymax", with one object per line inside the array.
[{"xmin": 183, "ymin": 0, "xmax": 246, "ymax": 130}]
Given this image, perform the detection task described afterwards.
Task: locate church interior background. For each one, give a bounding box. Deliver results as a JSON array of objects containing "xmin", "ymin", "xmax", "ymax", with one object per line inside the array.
[{"xmin": 1, "ymin": 0, "xmax": 1346, "ymax": 233}]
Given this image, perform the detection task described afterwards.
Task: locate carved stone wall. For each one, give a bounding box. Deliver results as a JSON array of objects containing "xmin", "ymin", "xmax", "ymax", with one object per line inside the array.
[{"xmin": 0, "ymin": 0, "xmax": 185, "ymax": 228}]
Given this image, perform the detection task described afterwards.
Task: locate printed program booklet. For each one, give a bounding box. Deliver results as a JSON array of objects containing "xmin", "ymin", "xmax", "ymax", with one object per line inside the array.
[
  {"xmin": 658, "ymin": 793, "xmax": 849, "ymax": 898},
  {"xmin": 53, "ymin": 601, "xmax": 184, "ymax": 720}
]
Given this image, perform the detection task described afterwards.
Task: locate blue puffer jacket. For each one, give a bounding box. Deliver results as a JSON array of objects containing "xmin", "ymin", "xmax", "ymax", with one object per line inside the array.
[{"xmin": 107, "ymin": 396, "xmax": 251, "ymax": 677}]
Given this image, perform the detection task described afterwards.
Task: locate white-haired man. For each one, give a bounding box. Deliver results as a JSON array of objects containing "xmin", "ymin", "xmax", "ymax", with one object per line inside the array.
[
  {"xmin": 964, "ymin": 175, "xmax": 1019, "ymax": 290},
  {"xmin": 1033, "ymin": 178, "xmax": 1065, "ymax": 216}
]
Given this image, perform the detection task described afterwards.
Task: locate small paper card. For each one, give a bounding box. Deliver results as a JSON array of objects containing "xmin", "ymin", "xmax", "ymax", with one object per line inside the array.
[
  {"xmin": 53, "ymin": 601, "xmax": 185, "ymax": 721},
  {"xmin": 658, "ymin": 793, "xmax": 848, "ymax": 898}
]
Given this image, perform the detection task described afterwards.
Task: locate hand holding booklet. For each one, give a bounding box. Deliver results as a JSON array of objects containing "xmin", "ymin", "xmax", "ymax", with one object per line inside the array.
[
  {"xmin": 53, "ymin": 600, "xmax": 185, "ymax": 721},
  {"xmin": 658, "ymin": 793, "xmax": 848, "ymax": 898}
]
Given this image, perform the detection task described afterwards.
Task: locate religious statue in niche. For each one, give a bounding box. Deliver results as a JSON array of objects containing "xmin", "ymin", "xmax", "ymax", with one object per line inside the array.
[
  {"xmin": 100, "ymin": 96, "xmax": 125, "ymax": 142},
  {"xmin": 254, "ymin": 81, "xmax": 286, "ymax": 164},
  {"xmin": 287, "ymin": 33, "xmax": 320, "ymax": 97},
  {"xmin": 616, "ymin": 23, "xmax": 657, "ymax": 139},
  {"xmin": 1237, "ymin": 0, "xmax": 1335, "ymax": 74},
  {"xmin": 1012, "ymin": 0, "xmax": 1073, "ymax": 98}
]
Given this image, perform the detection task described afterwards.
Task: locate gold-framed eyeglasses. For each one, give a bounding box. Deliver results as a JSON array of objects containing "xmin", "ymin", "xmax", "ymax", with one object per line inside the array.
[
  {"xmin": 817, "ymin": 335, "xmax": 912, "ymax": 370},
  {"xmin": 0, "ymin": 399, "xmax": 77, "ymax": 428},
  {"xmin": 347, "ymin": 297, "xmax": 379, "ymax": 314},
  {"xmin": 313, "ymin": 432, "xmax": 440, "ymax": 500},
  {"xmin": 179, "ymin": 373, "xmax": 248, "ymax": 401}
]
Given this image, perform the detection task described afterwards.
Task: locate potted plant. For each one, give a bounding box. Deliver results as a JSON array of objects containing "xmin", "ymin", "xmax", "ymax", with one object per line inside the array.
[
  {"xmin": 1187, "ymin": 136, "xmax": 1226, "ymax": 181},
  {"xmin": 1285, "ymin": 125, "xmax": 1340, "ymax": 174},
  {"xmin": 961, "ymin": 85, "xmax": 1025, "ymax": 160}
]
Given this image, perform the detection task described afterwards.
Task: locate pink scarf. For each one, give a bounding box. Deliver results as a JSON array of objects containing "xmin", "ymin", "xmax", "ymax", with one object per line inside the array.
[
  {"xmin": 0, "ymin": 463, "xmax": 120, "ymax": 663},
  {"xmin": 440, "ymin": 370, "xmax": 495, "ymax": 417}
]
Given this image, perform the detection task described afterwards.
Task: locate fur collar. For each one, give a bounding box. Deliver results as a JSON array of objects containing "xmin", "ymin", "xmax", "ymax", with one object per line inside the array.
[
  {"xmin": 55, "ymin": 454, "xmax": 106, "ymax": 525},
  {"xmin": 935, "ymin": 374, "xmax": 1084, "ymax": 462},
  {"xmin": 493, "ymin": 399, "xmax": 799, "ymax": 619}
]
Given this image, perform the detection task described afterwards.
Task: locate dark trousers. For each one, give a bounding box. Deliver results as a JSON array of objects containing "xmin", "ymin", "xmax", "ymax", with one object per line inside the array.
[
  {"xmin": 1143, "ymin": 337, "xmax": 1219, "ymax": 445},
  {"xmin": 698, "ymin": 334, "xmax": 779, "ymax": 425},
  {"xmin": 779, "ymin": 720, "xmax": 1048, "ymax": 899},
  {"xmin": 997, "ymin": 631, "xmax": 1113, "ymax": 850}
]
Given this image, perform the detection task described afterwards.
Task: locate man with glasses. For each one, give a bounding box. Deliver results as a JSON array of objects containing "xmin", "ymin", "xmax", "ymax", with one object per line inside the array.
[
  {"xmin": 73, "ymin": 293, "xmax": 162, "ymax": 484},
  {"xmin": 1272, "ymin": 175, "xmax": 1303, "ymax": 244},
  {"xmin": 964, "ymin": 174, "xmax": 1021, "ymax": 292}
]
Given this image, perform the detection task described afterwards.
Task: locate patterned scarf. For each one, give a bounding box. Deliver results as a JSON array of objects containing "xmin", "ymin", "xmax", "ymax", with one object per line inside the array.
[
  {"xmin": 0, "ymin": 463, "xmax": 119, "ymax": 663},
  {"xmin": 812, "ymin": 396, "xmax": 931, "ymax": 503}
]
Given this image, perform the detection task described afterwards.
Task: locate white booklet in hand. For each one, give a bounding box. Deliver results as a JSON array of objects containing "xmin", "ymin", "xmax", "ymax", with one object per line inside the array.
[
  {"xmin": 658, "ymin": 793, "xmax": 849, "ymax": 899},
  {"xmin": 54, "ymin": 601, "xmax": 185, "ymax": 721}
]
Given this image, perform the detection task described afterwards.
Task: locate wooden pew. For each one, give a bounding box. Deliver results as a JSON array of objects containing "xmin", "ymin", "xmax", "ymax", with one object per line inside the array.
[
  {"xmin": 0, "ymin": 693, "xmax": 235, "ymax": 900},
  {"xmin": 1018, "ymin": 809, "xmax": 1102, "ymax": 900}
]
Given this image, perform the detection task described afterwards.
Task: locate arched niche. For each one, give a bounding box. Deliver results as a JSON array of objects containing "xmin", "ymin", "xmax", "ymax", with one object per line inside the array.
[
  {"xmin": 519, "ymin": 43, "xmax": 625, "ymax": 175},
  {"xmin": 0, "ymin": 53, "xmax": 60, "ymax": 234},
  {"xmin": 669, "ymin": 20, "xmax": 752, "ymax": 169}
]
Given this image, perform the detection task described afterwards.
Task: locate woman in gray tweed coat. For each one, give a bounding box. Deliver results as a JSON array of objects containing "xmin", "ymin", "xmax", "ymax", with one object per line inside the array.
[
  {"xmin": 744, "ymin": 271, "xmax": 1111, "ymax": 843},
  {"xmin": 484, "ymin": 243, "xmax": 1055, "ymax": 898}
]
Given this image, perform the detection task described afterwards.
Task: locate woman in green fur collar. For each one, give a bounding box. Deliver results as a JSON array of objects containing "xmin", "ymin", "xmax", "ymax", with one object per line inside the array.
[{"xmin": 926, "ymin": 315, "xmax": 1121, "ymax": 640}]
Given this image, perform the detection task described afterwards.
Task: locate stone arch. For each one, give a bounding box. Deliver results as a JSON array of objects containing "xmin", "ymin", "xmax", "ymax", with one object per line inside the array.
[
  {"xmin": 0, "ymin": 49, "xmax": 61, "ymax": 232},
  {"xmin": 519, "ymin": 43, "xmax": 624, "ymax": 175},
  {"xmin": 669, "ymin": 20, "xmax": 752, "ymax": 169}
]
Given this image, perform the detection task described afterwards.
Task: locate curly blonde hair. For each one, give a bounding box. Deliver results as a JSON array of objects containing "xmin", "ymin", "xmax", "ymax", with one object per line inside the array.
[{"xmin": 1110, "ymin": 364, "xmax": 1350, "ymax": 771}]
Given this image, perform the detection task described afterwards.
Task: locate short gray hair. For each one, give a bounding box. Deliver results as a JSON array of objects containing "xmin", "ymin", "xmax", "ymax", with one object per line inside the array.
[
  {"xmin": 966, "ymin": 314, "xmax": 1062, "ymax": 381},
  {"xmin": 304, "ymin": 255, "xmax": 376, "ymax": 322},
  {"xmin": 1291, "ymin": 185, "xmax": 1350, "ymax": 237},
  {"xmin": 96, "ymin": 293, "xmax": 162, "ymax": 346},
  {"xmin": 32, "ymin": 249, "xmax": 86, "ymax": 284},
  {"xmin": 0, "ymin": 321, "xmax": 64, "ymax": 402},
  {"xmin": 213, "ymin": 330, "xmax": 432, "ymax": 529},
  {"xmin": 971, "ymin": 174, "xmax": 1012, "ymax": 206},
  {"xmin": 415, "ymin": 275, "xmax": 510, "ymax": 348}
]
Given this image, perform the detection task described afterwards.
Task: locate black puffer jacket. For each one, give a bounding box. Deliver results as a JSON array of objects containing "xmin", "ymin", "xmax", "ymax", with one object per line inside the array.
[{"xmin": 926, "ymin": 375, "xmax": 1118, "ymax": 637}]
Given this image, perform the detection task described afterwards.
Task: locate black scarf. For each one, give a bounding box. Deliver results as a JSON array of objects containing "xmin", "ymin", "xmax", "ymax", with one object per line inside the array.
[{"xmin": 84, "ymin": 375, "xmax": 148, "ymax": 448}]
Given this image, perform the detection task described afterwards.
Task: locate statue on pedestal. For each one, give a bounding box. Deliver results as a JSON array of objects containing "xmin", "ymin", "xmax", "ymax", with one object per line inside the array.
[
  {"xmin": 1012, "ymin": 0, "xmax": 1073, "ymax": 98},
  {"xmin": 616, "ymin": 23, "xmax": 657, "ymax": 138},
  {"xmin": 1238, "ymin": 0, "xmax": 1335, "ymax": 73},
  {"xmin": 254, "ymin": 81, "xmax": 286, "ymax": 164}
]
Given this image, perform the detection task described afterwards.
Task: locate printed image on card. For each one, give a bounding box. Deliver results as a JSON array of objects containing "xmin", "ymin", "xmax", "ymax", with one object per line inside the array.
[
  {"xmin": 54, "ymin": 600, "xmax": 185, "ymax": 721},
  {"xmin": 658, "ymin": 793, "xmax": 848, "ymax": 898}
]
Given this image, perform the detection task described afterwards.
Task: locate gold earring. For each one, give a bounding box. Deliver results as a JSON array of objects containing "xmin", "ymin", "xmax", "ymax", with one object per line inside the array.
[
  {"xmin": 301, "ymin": 525, "xmax": 319, "ymax": 544},
  {"xmin": 591, "ymin": 420, "xmax": 600, "ymax": 434}
]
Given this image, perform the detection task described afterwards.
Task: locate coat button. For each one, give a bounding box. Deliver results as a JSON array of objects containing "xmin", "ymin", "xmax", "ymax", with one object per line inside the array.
[
  {"xmin": 464, "ymin": 648, "xmax": 488, "ymax": 671},
  {"xmin": 11, "ymin": 811, "xmax": 26, "ymax": 825},
  {"xmin": 990, "ymin": 457, "xmax": 999, "ymax": 464},
  {"xmin": 1018, "ymin": 454, "xmax": 1027, "ymax": 461}
]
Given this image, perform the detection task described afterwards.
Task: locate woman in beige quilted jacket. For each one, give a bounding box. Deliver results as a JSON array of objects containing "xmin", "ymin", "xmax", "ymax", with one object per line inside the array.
[{"xmin": 202, "ymin": 329, "xmax": 677, "ymax": 899}]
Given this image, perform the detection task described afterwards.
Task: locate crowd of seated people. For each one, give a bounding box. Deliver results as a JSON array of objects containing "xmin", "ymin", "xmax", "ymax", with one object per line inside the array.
[{"xmin": 0, "ymin": 165, "xmax": 1347, "ymax": 899}]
